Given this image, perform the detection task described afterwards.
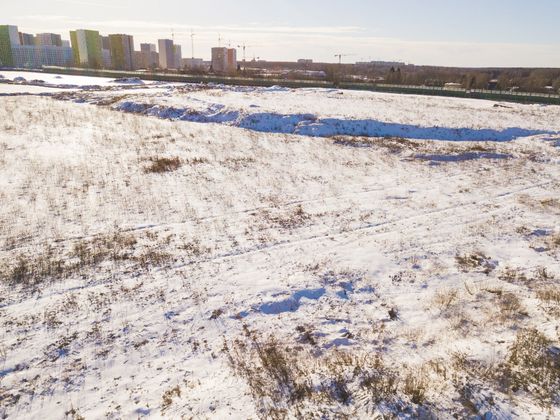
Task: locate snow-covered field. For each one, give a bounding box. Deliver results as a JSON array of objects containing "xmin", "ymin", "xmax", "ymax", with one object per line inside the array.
[
  {"xmin": 55, "ymin": 82, "xmax": 560, "ymax": 141},
  {"xmin": 0, "ymin": 70, "xmax": 160, "ymax": 88},
  {"xmin": 0, "ymin": 76, "xmax": 559, "ymax": 419}
]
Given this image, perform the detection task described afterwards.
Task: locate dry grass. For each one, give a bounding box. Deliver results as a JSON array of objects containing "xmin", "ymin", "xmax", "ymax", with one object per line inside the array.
[
  {"xmin": 455, "ymin": 252, "xmax": 494, "ymax": 274},
  {"xmin": 144, "ymin": 156, "xmax": 182, "ymax": 173},
  {"xmin": 496, "ymin": 292, "xmax": 527, "ymax": 321},
  {"xmin": 537, "ymin": 287, "xmax": 560, "ymax": 304},
  {"xmin": 64, "ymin": 406, "xmax": 86, "ymax": 420},
  {"xmin": 540, "ymin": 198, "xmax": 560, "ymax": 209},
  {"xmin": 333, "ymin": 136, "xmax": 423, "ymax": 154},
  {"xmin": 403, "ymin": 370, "xmax": 429, "ymax": 405},
  {"xmin": 179, "ymin": 239, "xmax": 211, "ymax": 258},
  {"xmin": 500, "ymin": 329, "xmax": 560, "ymax": 408},
  {"xmin": 137, "ymin": 248, "xmax": 174, "ymax": 269},
  {"xmin": 224, "ymin": 327, "xmax": 437, "ymax": 418},
  {"xmin": 547, "ymin": 234, "xmax": 560, "ymax": 250},
  {"xmin": 431, "ymin": 288, "xmax": 459, "ymax": 312},
  {"xmin": 161, "ymin": 385, "xmax": 181, "ymax": 413},
  {"xmin": 261, "ymin": 205, "xmax": 311, "ymax": 230},
  {"xmin": 223, "ymin": 327, "xmax": 526, "ymax": 417},
  {"xmin": 449, "ymin": 328, "xmax": 560, "ymax": 411},
  {"xmin": 498, "ymin": 267, "xmax": 529, "ymax": 287},
  {"xmin": 0, "ymin": 246, "xmax": 65, "ymax": 286},
  {"xmin": 1, "ymin": 92, "xmax": 559, "ymax": 418},
  {"xmin": 536, "ymin": 286, "xmax": 560, "ymax": 317},
  {"xmin": 0, "ymin": 230, "xmax": 179, "ymax": 287}
]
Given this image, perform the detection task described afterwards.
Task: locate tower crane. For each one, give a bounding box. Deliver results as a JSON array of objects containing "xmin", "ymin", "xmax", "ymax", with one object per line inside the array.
[
  {"xmin": 190, "ymin": 30, "xmax": 196, "ymax": 59},
  {"xmin": 334, "ymin": 53, "xmax": 353, "ymax": 65},
  {"xmin": 236, "ymin": 44, "xmax": 258, "ymax": 62}
]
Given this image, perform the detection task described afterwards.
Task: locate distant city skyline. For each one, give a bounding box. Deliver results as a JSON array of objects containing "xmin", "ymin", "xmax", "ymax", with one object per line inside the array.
[{"xmin": 4, "ymin": 0, "xmax": 560, "ymax": 67}]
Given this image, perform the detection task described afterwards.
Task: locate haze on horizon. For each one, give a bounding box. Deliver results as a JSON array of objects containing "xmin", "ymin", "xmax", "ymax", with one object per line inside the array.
[{"xmin": 4, "ymin": 0, "xmax": 560, "ymax": 67}]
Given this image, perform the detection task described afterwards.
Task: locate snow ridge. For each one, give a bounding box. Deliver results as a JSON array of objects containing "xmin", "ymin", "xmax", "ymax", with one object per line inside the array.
[{"xmin": 116, "ymin": 101, "xmax": 557, "ymax": 141}]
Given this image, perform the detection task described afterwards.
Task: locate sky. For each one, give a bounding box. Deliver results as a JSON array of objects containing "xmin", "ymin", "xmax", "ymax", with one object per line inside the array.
[{"xmin": 4, "ymin": 0, "xmax": 560, "ymax": 67}]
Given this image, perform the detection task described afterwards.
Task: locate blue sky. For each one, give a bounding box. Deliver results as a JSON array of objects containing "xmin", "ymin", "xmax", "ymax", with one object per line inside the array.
[{"xmin": 5, "ymin": 0, "xmax": 560, "ymax": 66}]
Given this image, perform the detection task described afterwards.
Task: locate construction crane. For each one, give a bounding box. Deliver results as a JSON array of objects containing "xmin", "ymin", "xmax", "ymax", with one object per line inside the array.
[
  {"xmin": 190, "ymin": 30, "xmax": 196, "ymax": 59},
  {"xmin": 334, "ymin": 54, "xmax": 352, "ymax": 65},
  {"xmin": 236, "ymin": 44, "xmax": 258, "ymax": 62}
]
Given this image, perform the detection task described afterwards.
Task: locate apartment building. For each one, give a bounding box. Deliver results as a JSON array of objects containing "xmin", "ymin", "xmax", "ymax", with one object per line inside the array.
[
  {"xmin": 19, "ymin": 32, "xmax": 35, "ymax": 46},
  {"xmin": 1, "ymin": 25, "xmax": 72, "ymax": 68},
  {"xmin": 36, "ymin": 33, "xmax": 62, "ymax": 47},
  {"xmin": 140, "ymin": 43, "xmax": 159, "ymax": 69},
  {"xmin": 11, "ymin": 45, "xmax": 73, "ymax": 68},
  {"xmin": 174, "ymin": 45, "xmax": 182, "ymax": 69},
  {"xmin": 108, "ymin": 34, "xmax": 134, "ymax": 70},
  {"xmin": 227, "ymin": 48, "xmax": 237, "ymax": 71},
  {"xmin": 158, "ymin": 39, "xmax": 175, "ymax": 69},
  {"xmin": 70, "ymin": 29, "xmax": 103, "ymax": 68},
  {"xmin": 211, "ymin": 47, "xmax": 237, "ymax": 73},
  {"xmin": 0, "ymin": 25, "xmax": 20, "ymax": 66}
]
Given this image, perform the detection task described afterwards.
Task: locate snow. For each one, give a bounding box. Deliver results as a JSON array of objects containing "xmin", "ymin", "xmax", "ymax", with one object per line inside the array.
[
  {"xmin": 0, "ymin": 70, "xmax": 160, "ymax": 88},
  {"xmin": 0, "ymin": 75, "xmax": 559, "ymax": 419},
  {"xmin": 2, "ymin": 72, "xmax": 560, "ymax": 142},
  {"xmin": 0, "ymin": 83, "xmax": 71, "ymax": 95},
  {"xmin": 22, "ymin": 76, "xmax": 559, "ymax": 141}
]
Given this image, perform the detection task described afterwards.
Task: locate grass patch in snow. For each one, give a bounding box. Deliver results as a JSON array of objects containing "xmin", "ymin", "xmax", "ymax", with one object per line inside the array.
[
  {"xmin": 455, "ymin": 252, "xmax": 496, "ymax": 274},
  {"xmin": 500, "ymin": 329, "xmax": 560, "ymax": 409},
  {"xmin": 0, "ymin": 231, "xmax": 177, "ymax": 287},
  {"xmin": 537, "ymin": 287, "xmax": 560, "ymax": 305},
  {"xmin": 144, "ymin": 156, "xmax": 182, "ymax": 174},
  {"xmin": 547, "ymin": 234, "xmax": 560, "ymax": 250},
  {"xmin": 536, "ymin": 287, "xmax": 560, "ymax": 318},
  {"xmin": 333, "ymin": 136, "xmax": 422, "ymax": 153},
  {"xmin": 223, "ymin": 326, "xmax": 440, "ymax": 419}
]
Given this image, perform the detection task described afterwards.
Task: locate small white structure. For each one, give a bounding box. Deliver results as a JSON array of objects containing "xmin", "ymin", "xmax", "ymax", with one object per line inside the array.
[
  {"xmin": 182, "ymin": 58, "xmax": 205, "ymax": 70},
  {"xmin": 444, "ymin": 82, "xmax": 463, "ymax": 90}
]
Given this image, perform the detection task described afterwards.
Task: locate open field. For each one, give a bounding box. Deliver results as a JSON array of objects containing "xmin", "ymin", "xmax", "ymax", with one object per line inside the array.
[{"xmin": 0, "ymin": 77, "xmax": 559, "ymax": 419}]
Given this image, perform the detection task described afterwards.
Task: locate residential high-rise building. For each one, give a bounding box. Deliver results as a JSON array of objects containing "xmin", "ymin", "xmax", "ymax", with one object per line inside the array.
[
  {"xmin": 4, "ymin": 25, "xmax": 20, "ymax": 45},
  {"xmin": 133, "ymin": 51, "xmax": 143, "ymax": 70},
  {"xmin": 70, "ymin": 29, "xmax": 103, "ymax": 68},
  {"xmin": 101, "ymin": 36, "xmax": 110, "ymax": 50},
  {"xmin": 0, "ymin": 25, "xmax": 20, "ymax": 67},
  {"xmin": 158, "ymin": 39, "xmax": 175, "ymax": 69},
  {"xmin": 211, "ymin": 47, "xmax": 237, "ymax": 73},
  {"xmin": 108, "ymin": 34, "xmax": 134, "ymax": 70},
  {"xmin": 140, "ymin": 43, "xmax": 158, "ymax": 69},
  {"xmin": 100, "ymin": 36, "xmax": 112, "ymax": 68},
  {"xmin": 102, "ymin": 49, "xmax": 112, "ymax": 68},
  {"xmin": 174, "ymin": 45, "xmax": 182, "ymax": 69},
  {"xmin": 211, "ymin": 47, "xmax": 227, "ymax": 73},
  {"xmin": 19, "ymin": 32, "xmax": 35, "ymax": 46},
  {"xmin": 1, "ymin": 25, "xmax": 72, "ymax": 68},
  {"xmin": 35, "ymin": 33, "xmax": 62, "ymax": 47},
  {"xmin": 141, "ymin": 43, "xmax": 156, "ymax": 53},
  {"xmin": 11, "ymin": 45, "xmax": 73, "ymax": 68},
  {"xmin": 227, "ymin": 48, "xmax": 237, "ymax": 72}
]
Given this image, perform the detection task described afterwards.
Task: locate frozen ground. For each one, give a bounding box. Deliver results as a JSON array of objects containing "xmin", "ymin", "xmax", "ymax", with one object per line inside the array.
[
  {"xmin": 0, "ymin": 70, "xmax": 162, "ymax": 88},
  {"xmin": 3, "ymin": 71, "xmax": 560, "ymax": 140},
  {"xmin": 0, "ymin": 78, "xmax": 559, "ymax": 419},
  {"xmin": 50, "ymin": 82, "xmax": 560, "ymax": 141}
]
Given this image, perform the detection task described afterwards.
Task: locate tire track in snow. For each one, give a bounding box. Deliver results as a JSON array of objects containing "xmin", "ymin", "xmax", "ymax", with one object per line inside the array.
[{"xmin": 1, "ymin": 178, "xmax": 551, "ymax": 309}]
